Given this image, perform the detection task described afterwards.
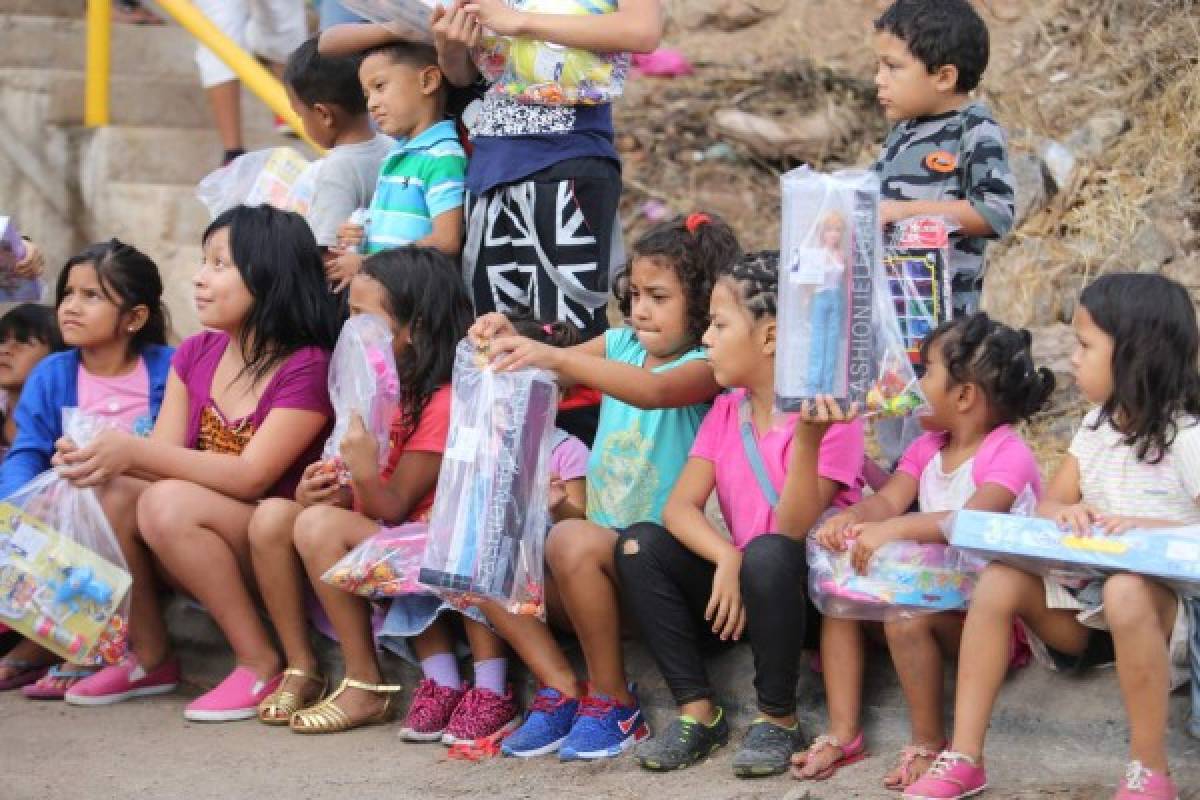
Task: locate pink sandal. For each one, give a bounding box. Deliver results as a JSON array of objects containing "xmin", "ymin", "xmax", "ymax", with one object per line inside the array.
[
  {"xmin": 22, "ymin": 664, "xmax": 99, "ymax": 700},
  {"xmin": 791, "ymin": 731, "xmax": 867, "ymax": 780},
  {"xmin": 884, "ymin": 742, "xmax": 946, "ymax": 791}
]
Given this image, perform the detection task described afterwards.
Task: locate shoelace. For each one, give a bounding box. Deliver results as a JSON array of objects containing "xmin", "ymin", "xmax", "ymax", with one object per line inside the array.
[
  {"xmin": 530, "ymin": 691, "xmax": 569, "ymax": 715},
  {"xmin": 1125, "ymin": 760, "xmax": 1150, "ymax": 791},
  {"xmin": 925, "ymin": 751, "xmax": 965, "ymax": 777},
  {"xmin": 409, "ymin": 680, "xmax": 456, "ymax": 722},
  {"xmin": 578, "ymin": 695, "xmax": 617, "ymax": 719},
  {"xmin": 674, "ymin": 718, "xmax": 700, "ymax": 745}
]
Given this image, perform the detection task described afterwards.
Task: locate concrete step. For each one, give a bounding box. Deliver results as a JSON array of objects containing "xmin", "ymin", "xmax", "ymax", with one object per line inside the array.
[
  {"xmin": 0, "ymin": 14, "xmax": 198, "ymax": 79},
  {"xmin": 0, "ymin": 0, "xmax": 84, "ymax": 17}
]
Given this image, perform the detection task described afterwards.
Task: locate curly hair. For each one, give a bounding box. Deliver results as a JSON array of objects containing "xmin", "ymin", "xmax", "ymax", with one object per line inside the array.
[
  {"xmin": 919, "ymin": 312, "xmax": 1056, "ymax": 425},
  {"xmin": 615, "ymin": 213, "xmax": 742, "ymax": 347},
  {"xmin": 1078, "ymin": 273, "xmax": 1200, "ymax": 464},
  {"xmin": 717, "ymin": 250, "xmax": 778, "ymax": 321},
  {"xmin": 509, "ymin": 312, "xmax": 583, "ymax": 349}
]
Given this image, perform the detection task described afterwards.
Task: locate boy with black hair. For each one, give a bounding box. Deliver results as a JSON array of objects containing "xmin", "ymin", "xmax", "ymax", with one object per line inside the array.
[
  {"xmin": 284, "ymin": 37, "xmax": 393, "ymax": 278},
  {"xmin": 872, "ymin": 0, "xmax": 1016, "ymax": 316}
]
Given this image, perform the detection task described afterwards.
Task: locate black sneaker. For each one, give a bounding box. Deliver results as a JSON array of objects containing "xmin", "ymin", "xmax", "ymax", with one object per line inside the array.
[
  {"xmin": 635, "ymin": 708, "xmax": 731, "ymax": 772},
  {"xmin": 731, "ymin": 718, "xmax": 808, "ymax": 778}
]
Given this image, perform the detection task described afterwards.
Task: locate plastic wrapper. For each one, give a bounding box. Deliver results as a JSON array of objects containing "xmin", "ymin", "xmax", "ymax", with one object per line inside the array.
[
  {"xmin": 472, "ymin": 0, "xmax": 629, "ymax": 105},
  {"xmin": 340, "ymin": 0, "xmax": 436, "ymax": 41},
  {"xmin": 775, "ymin": 166, "xmax": 926, "ymax": 418},
  {"xmin": 0, "ymin": 410, "xmax": 132, "ymax": 665},
  {"xmin": 196, "ymin": 147, "xmax": 317, "ymax": 219},
  {"xmin": 1188, "ymin": 597, "xmax": 1200, "ymax": 737},
  {"xmin": 321, "ymin": 314, "xmax": 400, "ymax": 484},
  {"xmin": 947, "ymin": 510, "xmax": 1200, "ymax": 590},
  {"xmin": 418, "ymin": 340, "xmax": 557, "ymax": 617},
  {"xmin": 0, "ymin": 215, "xmax": 44, "ymax": 303},
  {"xmin": 322, "ymin": 522, "xmax": 426, "ymax": 598},
  {"xmin": 808, "ymin": 537, "xmax": 982, "ymax": 620},
  {"xmin": 884, "ymin": 216, "xmax": 955, "ymax": 364}
]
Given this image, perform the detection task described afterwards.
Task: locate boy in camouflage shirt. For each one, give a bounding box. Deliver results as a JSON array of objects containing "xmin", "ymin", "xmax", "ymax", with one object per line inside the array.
[{"xmin": 872, "ymin": 0, "xmax": 1016, "ymax": 315}]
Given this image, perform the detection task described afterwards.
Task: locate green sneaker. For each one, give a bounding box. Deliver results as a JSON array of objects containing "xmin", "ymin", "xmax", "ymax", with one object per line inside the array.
[
  {"xmin": 731, "ymin": 718, "xmax": 808, "ymax": 778},
  {"xmin": 635, "ymin": 708, "xmax": 730, "ymax": 772}
]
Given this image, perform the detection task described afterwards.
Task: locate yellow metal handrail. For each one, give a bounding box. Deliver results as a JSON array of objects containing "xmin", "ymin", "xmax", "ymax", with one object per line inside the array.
[{"xmin": 84, "ymin": 0, "xmax": 324, "ymax": 153}]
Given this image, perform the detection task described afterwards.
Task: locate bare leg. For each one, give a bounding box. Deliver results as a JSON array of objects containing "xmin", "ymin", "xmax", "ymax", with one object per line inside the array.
[
  {"xmin": 464, "ymin": 617, "xmax": 507, "ymax": 663},
  {"xmin": 205, "ymin": 81, "xmax": 242, "ymax": 153},
  {"xmin": 1103, "ymin": 574, "xmax": 1178, "ymax": 774},
  {"xmin": 951, "ymin": 564, "xmax": 1089, "ymax": 762},
  {"xmin": 545, "ymin": 520, "xmax": 630, "ymax": 704},
  {"xmin": 248, "ymin": 499, "xmax": 318, "ymax": 675},
  {"xmin": 138, "ymin": 480, "xmax": 278, "ymax": 679},
  {"xmin": 478, "ymin": 575, "xmax": 579, "ymax": 697},
  {"xmin": 795, "ymin": 617, "xmax": 866, "ymax": 778}
]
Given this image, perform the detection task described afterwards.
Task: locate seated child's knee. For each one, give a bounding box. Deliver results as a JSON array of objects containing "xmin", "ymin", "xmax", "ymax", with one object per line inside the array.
[
  {"xmin": 546, "ymin": 519, "xmax": 602, "ymax": 569},
  {"xmin": 974, "ymin": 562, "xmax": 1033, "ymax": 607},
  {"xmin": 739, "ymin": 534, "xmax": 801, "ymax": 584},
  {"xmin": 248, "ymin": 498, "xmax": 296, "ymax": 549},
  {"xmin": 1101, "ymin": 573, "xmax": 1156, "ymax": 626},
  {"xmin": 292, "ymin": 505, "xmax": 339, "ymax": 557},
  {"xmin": 136, "ymin": 479, "xmax": 189, "ymax": 544}
]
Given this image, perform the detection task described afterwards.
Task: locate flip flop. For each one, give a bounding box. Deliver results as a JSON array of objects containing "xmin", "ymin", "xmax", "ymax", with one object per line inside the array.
[
  {"xmin": 0, "ymin": 659, "xmax": 53, "ymax": 691},
  {"xmin": 23, "ymin": 664, "xmax": 98, "ymax": 700},
  {"xmin": 791, "ymin": 731, "xmax": 868, "ymax": 781}
]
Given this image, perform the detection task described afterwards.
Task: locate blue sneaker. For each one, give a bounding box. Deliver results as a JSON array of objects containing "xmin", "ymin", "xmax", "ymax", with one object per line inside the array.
[
  {"xmin": 558, "ymin": 689, "xmax": 649, "ymax": 761},
  {"xmin": 501, "ymin": 688, "xmax": 580, "ymax": 757}
]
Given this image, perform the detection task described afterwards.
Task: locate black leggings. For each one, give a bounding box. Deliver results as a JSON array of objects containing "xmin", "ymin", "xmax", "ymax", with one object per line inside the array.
[{"xmin": 615, "ymin": 522, "xmax": 813, "ymax": 718}]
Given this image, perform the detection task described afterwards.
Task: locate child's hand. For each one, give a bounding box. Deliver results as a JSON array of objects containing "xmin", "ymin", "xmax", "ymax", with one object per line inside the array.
[
  {"xmin": 339, "ymin": 414, "xmax": 380, "ymax": 484},
  {"xmin": 432, "ymin": 0, "xmax": 482, "ymax": 50},
  {"xmin": 296, "ymin": 461, "xmax": 344, "ymax": 507},
  {"xmin": 50, "ymin": 436, "xmax": 78, "ymax": 469},
  {"xmin": 463, "ymin": 0, "xmax": 524, "ymax": 36},
  {"xmin": 484, "ymin": 335, "xmax": 562, "ymax": 372},
  {"xmin": 813, "ymin": 509, "xmax": 860, "ymax": 552},
  {"xmin": 337, "ymin": 222, "xmax": 365, "ymax": 251},
  {"xmin": 468, "ymin": 312, "xmax": 517, "ymax": 348},
  {"xmin": 848, "ymin": 520, "xmax": 897, "ymax": 575},
  {"xmin": 55, "ymin": 429, "xmax": 135, "ymax": 487},
  {"xmin": 795, "ymin": 395, "xmax": 859, "ymax": 442},
  {"xmin": 1054, "ymin": 503, "xmax": 1097, "ymax": 536},
  {"xmin": 13, "ymin": 239, "xmax": 44, "ymax": 279},
  {"xmin": 1092, "ymin": 513, "xmax": 1138, "ymax": 536},
  {"xmin": 326, "ymin": 248, "xmax": 364, "ymax": 293},
  {"xmin": 706, "ymin": 551, "xmax": 745, "ymax": 641}
]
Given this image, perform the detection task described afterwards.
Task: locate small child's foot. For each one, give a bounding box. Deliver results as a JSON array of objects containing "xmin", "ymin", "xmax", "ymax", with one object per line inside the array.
[
  {"xmin": 501, "ymin": 687, "xmax": 580, "ymax": 757},
  {"xmin": 441, "ymin": 686, "xmax": 519, "ymax": 745},
  {"xmin": 884, "ymin": 742, "xmax": 945, "ymax": 790},
  {"xmin": 636, "ymin": 708, "xmax": 729, "ymax": 772},
  {"xmin": 902, "ymin": 751, "xmax": 987, "ymax": 800},
  {"xmin": 731, "ymin": 718, "xmax": 807, "ymax": 778},
  {"xmin": 185, "ymin": 666, "xmax": 282, "ymax": 722},
  {"xmin": 791, "ymin": 731, "xmax": 867, "ymax": 781},
  {"xmin": 22, "ymin": 664, "xmax": 99, "ymax": 700},
  {"xmin": 399, "ymin": 678, "xmax": 464, "ymax": 742},
  {"xmin": 65, "ymin": 654, "xmax": 180, "ymax": 707},
  {"xmin": 560, "ymin": 689, "xmax": 649, "ymax": 761},
  {"xmin": 1114, "ymin": 761, "xmax": 1178, "ymax": 800}
]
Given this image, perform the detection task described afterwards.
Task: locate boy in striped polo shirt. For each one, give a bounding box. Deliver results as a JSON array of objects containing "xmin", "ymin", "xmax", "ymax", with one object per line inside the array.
[{"xmin": 336, "ymin": 42, "xmax": 466, "ymax": 268}]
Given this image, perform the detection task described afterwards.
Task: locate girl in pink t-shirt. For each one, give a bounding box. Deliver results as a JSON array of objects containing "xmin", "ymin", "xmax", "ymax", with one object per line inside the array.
[
  {"xmin": 615, "ymin": 252, "xmax": 866, "ymax": 776},
  {"xmin": 793, "ymin": 313, "xmax": 1054, "ymax": 790}
]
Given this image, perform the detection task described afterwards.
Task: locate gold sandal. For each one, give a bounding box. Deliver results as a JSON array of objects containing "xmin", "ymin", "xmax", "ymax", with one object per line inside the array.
[
  {"xmin": 289, "ymin": 677, "xmax": 403, "ymax": 734},
  {"xmin": 257, "ymin": 668, "xmax": 327, "ymax": 726}
]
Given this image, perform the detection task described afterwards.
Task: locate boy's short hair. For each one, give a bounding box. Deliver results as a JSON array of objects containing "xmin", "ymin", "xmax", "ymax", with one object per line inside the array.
[
  {"xmin": 284, "ymin": 37, "xmax": 367, "ymax": 114},
  {"xmin": 362, "ymin": 41, "xmax": 441, "ymax": 73},
  {"xmin": 874, "ymin": 0, "xmax": 989, "ymax": 93}
]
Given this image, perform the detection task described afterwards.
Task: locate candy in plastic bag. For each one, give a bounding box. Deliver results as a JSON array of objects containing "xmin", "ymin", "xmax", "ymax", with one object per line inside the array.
[
  {"xmin": 196, "ymin": 147, "xmax": 315, "ymax": 219},
  {"xmin": 322, "ymin": 314, "xmax": 400, "ymax": 484},
  {"xmin": 775, "ymin": 166, "xmax": 926, "ymax": 417},
  {"xmin": 884, "ymin": 216, "xmax": 955, "ymax": 364},
  {"xmin": 808, "ymin": 537, "xmax": 981, "ymax": 620},
  {"xmin": 322, "ymin": 523, "xmax": 427, "ymax": 598},
  {"xmin": 0, "ymin": 410, "xmax": 132, "ymax": 664},
  {"xmin": 418, "ymin": 340, "xmax": 557, "ymax": 617},
  {"xmin": 339, "ymin": 0, "xmax": 436, "ymax": 41},
  {"xmin": 473, "ymin": 0, "xmax": 629, "ymax": 105}
]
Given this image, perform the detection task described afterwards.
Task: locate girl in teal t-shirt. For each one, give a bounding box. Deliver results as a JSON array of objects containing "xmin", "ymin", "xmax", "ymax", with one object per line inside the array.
[{"xmin": 471, "ymin": 213, "xmax": 740, "ymax": 760}]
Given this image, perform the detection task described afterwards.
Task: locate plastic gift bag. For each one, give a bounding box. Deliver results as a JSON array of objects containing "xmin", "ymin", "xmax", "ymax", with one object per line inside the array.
[
  {"xmin": 808, "ymin": 537, "xmax": 981, "ymax": 620},
  {"xmin": 196, "ymin": 147, "xmax": 316, "ymax": 219},
  {"xmin": 884, "ymin": 216, "xmax": 955, "ymax": 364},
  {"xmin": 322, "ymin": 522, "xmax": 427, "ymax": 598},
  {"xmin": 340, "ymin": 0, "xmax": 437, "ymax": 41},
  {"xmin": 322, "ymin": 314, "xmax": 400, "ymax": 484},
  {"xmin": 418, "ymin": 340, "xmax": 557, "ymax": 617},
  {"xmin": 0, "ymin": 215, "xmax": 44, "ymax": 303},
  {"xmin": 775, "ymin": 166, "xmax": 926, "ymax": 418},
  {"xmin": 0, "ymin": 410, "xmax": 132, "ymax": 665},
  {"xmin": 472, "ymin": 0, "xmax": 630, "ymax": 105}
]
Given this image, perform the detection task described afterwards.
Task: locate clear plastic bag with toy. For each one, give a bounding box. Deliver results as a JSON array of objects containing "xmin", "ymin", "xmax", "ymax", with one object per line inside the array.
[
  {"xmin": 339, "ymin": 0, "xmax": 437, "ymax": 41},
  {"xmin": 472, "ymin": 0, "xmax": 630, "ymax": 105},
  {"xmin": 0, "ymin": 215, "xmax": 44, "ymax": 303},
  {"xmin": 321, "ymin": 522, "xmax": 427, "ymax": 598},
  {"xmin": 883, "ymin": 216, "xmax": 956, "ymax": 364},
  {"xmin": 775, "ymin": 166, "xmax": 926, "ymax": 418},
  {"xmin": 807, "ymin": 537, "xmax": 982, "ymax": 621},
  {"xmin": 321, "ymin": 314, "xmax": 401, "ymax": 484},
  {"xmin": 0, "ymin": 410, "xmax": 132, "ymax": 665},
  {"xmin": 418, "ymin": 340, "xmax": 558, "ymax": 618},
  {"xmin": 196, "ymin": 147, "xmax": 315, "ymax": 219}
]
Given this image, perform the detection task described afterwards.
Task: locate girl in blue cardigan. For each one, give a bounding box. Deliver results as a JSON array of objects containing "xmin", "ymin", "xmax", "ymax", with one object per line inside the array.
[{"xmin": 0, "ymin": 239, "xmax": 172, "ymax": 698}]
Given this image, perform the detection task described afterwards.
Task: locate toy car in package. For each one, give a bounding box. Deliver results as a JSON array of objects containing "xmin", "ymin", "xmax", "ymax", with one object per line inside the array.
[
  {"xmin": 775, "ymin": 166, "xmax": 926, "ymax": 418},
  {"xmin": 418, "ymin": 341, "xmax": 558, "ymax": 617}
]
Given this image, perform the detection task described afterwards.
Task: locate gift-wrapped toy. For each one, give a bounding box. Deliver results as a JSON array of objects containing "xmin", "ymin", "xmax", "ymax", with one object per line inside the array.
[
  {"xmin": 322, "ymin": 523, "xmax": 426, "ymax": 598},
  {"xmin": 776, "ymin": 167, "xmax": 926, "ymax": 417},
  {"xmin": 418, "ymin": 341, "xmax": 557, "ymax": 617},
  {"xmin": 884, "ymin": 216, "xmax": 954, "ymax": 364},
  {"xmin": 948, "ymin": 510, "xmax": 1200, "ymax": 588},
  {"xmin": 0, "ymin": 216, "xmax": 44, "ymax": 303},
  {"xmin": 472, "ymin": 0, "xmax": 629, "ymax": 106},
  {"xmin": 808, "ymin": 538, "xmax": 980, "ymax": 620},
  {"xmin": 0, "ymin": 410, "xmax": 132, "ymax": 664},
  {"xmin": 196, "ymin": 147, "xmax": 317, "ymax": 219},
  {"xmin": 322, "ymin": 314, "xmax": 400, "ymax": 484}
]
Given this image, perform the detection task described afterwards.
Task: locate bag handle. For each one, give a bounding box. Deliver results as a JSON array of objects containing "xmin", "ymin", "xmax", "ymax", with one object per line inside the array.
[{"xmin": 739, "ymin": 397, "xmax": 780, "ymax": 508}]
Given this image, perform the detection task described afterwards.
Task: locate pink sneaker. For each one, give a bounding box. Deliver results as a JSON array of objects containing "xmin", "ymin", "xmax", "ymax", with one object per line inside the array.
[
  {"xmin": 184, "ymin": 666, "xmax": 282, "ymax": 722},
  {"xmin": 1114, "ymin": 761, "xmax": 1179, "ymax": 799},
  {"xmin": 441, "ymin": 686, "xmax": 519, "ymax": 745},
  {"xmin": 399, "ymin": 678, "xmax": 465, "ymax": 742},
  {"xmin": 903, "ymin": 751, "xmax": 988, "ymax": 800},
  {"xmin": 64, "ymin": 655, "xmax": 180, "ymax": 706}
]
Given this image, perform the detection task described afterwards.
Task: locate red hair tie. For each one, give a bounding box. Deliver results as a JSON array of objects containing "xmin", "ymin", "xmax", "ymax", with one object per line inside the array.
[{"xmin": 685, "ymin": 213, "xmax": 712, "ymax": 234}]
